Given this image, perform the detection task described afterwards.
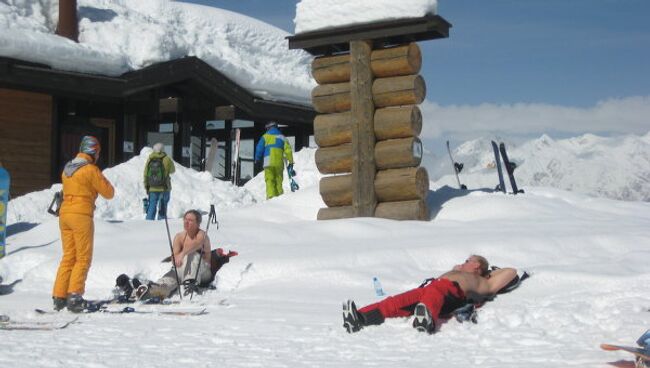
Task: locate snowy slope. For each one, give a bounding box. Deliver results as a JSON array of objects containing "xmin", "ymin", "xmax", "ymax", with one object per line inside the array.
[
  {"xmin": 1, "ymin": 176, "xmax": 649, "ymax": 367},
  {"xmin": 427, "ymin": 132, "xmax": 650, "ymax": 202},
  {"xmin": 0, "ymin": 0, "xmax": 315, "ymax": 103}
]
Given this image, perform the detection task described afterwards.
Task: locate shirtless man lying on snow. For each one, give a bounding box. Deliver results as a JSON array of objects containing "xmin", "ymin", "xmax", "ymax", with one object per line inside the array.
[{"xmin": 343, "ymin": 255, "xmax": 518, "ymax": 334}]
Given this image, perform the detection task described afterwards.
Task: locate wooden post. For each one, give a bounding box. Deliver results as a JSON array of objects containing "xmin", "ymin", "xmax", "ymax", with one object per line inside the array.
[{"xmin": 350, "ymin": 40, "xmax": 376, "ymax": 217}]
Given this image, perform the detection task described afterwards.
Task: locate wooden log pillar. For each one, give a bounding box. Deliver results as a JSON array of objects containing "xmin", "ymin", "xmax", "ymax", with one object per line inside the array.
[{"xmin": 350, "ymin": 40, "xmax": 376, "ymax": 217}]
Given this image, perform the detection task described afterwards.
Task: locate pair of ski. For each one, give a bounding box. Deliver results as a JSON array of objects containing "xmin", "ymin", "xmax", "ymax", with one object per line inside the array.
[
  {"xmin": 491, "ymin": 141, "xmax": 523, "ymax": 194},
  {"xmin": 33, "ymin": 307, "xmax": 207, "ymax": 316},
  {"xmin": 1, "ymin": 314, "xmax": 79, "ymax": 331}
]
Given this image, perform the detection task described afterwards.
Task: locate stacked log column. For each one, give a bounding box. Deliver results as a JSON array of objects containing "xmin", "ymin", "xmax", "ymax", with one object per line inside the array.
[{"xmin": 313, "ymin": 42, "xmax": 429, "ymax": 221}]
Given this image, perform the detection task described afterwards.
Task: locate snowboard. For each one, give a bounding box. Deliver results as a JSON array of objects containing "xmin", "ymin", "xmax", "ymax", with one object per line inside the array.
[
  {"xmin": 287, "ymin": 163, "xmax": 299, "ymax": 192},
  {"xmin": 498, "ymin": 142, "xmax": 523, "ymax": 194},
  {"xmin": 446, "ymin": 141, "xmax": 467, "ymax": 190},
  {"xmin": 0, "ymin": 166, "xmax": 9, "ymax": 258},
  {"xmin": 491, "ymin": 141, "xmax": 506, "ymax": 193},
  {"xmin": 601, "ymin": 344, "xmax": 649, "ymax": 368}
]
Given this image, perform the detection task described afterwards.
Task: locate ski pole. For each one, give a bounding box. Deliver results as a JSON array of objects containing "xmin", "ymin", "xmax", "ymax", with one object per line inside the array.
[
  {"xmin": 189, "ymin": 209, "xmax": 213, "ymax": 301},
  {"xmin": 164, "ymin": 215, "xmax": 183, "ymax": 300}
]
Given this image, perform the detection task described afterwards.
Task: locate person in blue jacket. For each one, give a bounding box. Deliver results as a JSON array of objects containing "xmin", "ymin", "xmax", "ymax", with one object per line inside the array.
[{"xmin": 255, "ymin": 122, "xmax": 294, "ymax": 199}]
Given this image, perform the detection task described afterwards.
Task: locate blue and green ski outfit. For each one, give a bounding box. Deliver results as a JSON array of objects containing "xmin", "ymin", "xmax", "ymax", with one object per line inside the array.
[{"xmin": 255, "ymin": 127, "xmax": 294, "ymax": 199}]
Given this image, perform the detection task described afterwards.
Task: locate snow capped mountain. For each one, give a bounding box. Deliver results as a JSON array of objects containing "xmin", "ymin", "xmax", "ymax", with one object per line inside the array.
[{"xmin": 426, "ymin": 132, "xmax": 650, "ymax": 202}]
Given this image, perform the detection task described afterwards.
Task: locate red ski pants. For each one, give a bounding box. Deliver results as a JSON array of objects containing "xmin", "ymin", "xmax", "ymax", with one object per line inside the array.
[{"xmin": 358, "ymin": 278, "xmax": 465, "ymax": 322}]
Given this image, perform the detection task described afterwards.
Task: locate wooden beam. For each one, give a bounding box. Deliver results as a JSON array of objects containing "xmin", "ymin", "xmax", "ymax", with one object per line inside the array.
[
  {"xmin": 215, "ymin": 105, "xmax": 236, "ymax": 120},
  {"xmin": 287, "ymin": 15, "xmax": 452, "ymax": 56},
  {"xmin": 350, "ymin": 40, "xmax": 376, "ymax": 217}
]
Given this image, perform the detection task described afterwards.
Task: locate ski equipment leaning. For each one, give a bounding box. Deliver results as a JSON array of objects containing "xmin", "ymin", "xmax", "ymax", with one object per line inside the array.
[
  {"xmin": 498, "ymin": 142, "xmax": 524, "ymax": 194},
  {"xmin": 491, "ymin": 141, "xmax": 506, "ymax": 193},
  {"xmin": 446, "ymin": 141, "xmax": 467, "ymax": 190}
]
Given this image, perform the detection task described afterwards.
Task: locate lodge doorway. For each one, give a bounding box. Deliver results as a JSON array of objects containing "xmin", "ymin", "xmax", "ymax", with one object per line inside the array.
[{"xmin": 59, "ymin": 117, "xmax": 116, "ymax": 172}]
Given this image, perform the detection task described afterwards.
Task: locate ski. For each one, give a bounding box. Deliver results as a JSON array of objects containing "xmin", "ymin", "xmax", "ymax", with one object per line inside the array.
[
  {"xmin": 34, "ymin": 307, "xmax": 207, "ymax": 316},
  {"xmin": 446, "ymin": 141, "xmax": 467, "ymax": 190},
  {"xmin": 498, "ymin": 142, "xmax": 523, "ymax": 194},
  {"xmin": 491, "ymin": 141, "xmax": 506, "ymax": 193},
  {"xmin": 1, "ymin": 316, "xmax": 78, "ymax": 330},
  {"xmin": 231, "ymin": 128, "xmax": 241, "ymax": 186}
]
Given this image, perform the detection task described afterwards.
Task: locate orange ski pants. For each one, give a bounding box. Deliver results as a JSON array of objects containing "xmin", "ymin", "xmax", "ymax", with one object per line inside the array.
[{"xmin": 52, "ymin": 213, "xmax": 94, "ymax": 298}]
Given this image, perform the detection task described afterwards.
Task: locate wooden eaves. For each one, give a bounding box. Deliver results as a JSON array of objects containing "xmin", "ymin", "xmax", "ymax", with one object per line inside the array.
[
  {"xmin": 287, "ymin": 14, "xmax": 452, "ymax": 56},
  {"xmin": 0, "ymin": 56, "xmax": 315, "ymax": 124}
]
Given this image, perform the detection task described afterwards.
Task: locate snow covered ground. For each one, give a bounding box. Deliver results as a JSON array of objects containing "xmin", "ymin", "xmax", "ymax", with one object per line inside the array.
[
  {"xmin": 1, "ymin": 135, "xmax": 649, "ymax": 367},
  {"xmin": 427, "ymin": 132, "xmax": 650, "ymax": 202}
]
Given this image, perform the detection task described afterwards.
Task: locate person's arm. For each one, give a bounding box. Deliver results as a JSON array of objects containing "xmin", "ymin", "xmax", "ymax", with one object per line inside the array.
[
  {"xmin": 172, "ymin": 232, "xmax": 185, "ymax": 267},
  {"xmin": 486, "ymin": 268, "xmax": 518, "ymax": 295},
  {"xmin": 143, "ymin": 157, "xmax": 150, "ymax": 192},
  {"xmin": 166, "ymin": 156, "xmax": 175, "ymax": 175},
  {"xmin": 255, "ymin": 137, "xmax": 265, "ymax": 163},
  {"xmin": 284, "ymin": 139, "xmax": 294, "ymax": 165},
  {"xmin": 92, "ymin": 166, "xmax": 115, "ymax": 200}
]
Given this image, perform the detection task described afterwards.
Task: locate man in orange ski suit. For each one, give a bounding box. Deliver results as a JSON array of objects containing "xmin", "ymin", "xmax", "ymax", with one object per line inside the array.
[{"xmin": 52, "ymin": 136, "xmax": 114, "ymax": 312}]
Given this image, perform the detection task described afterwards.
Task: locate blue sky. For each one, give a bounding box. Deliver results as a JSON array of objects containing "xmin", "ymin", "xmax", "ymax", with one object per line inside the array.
[
  {"xmin": 180, "ymin": 1, "xmax": 649, "ymax": 142},
  {"xmin": 182, "ymin": 0, "xmax": 649, "ymax": 107}
]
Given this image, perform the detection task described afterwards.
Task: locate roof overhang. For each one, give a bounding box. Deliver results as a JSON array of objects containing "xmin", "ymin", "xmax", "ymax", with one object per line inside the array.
[
  {"xmin": 287, "ymin": 14, "xmax": 452, "ymax": 56},
  {"xmin": 0, "ymin": 56, "xmax": 315, "ymax": 124}
]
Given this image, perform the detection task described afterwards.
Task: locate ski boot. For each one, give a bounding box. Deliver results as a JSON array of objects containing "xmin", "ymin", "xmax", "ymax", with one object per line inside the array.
[
  {"xmin": 412, "ymin": 303, "xmax": 436, "ymax": 334},
  {"xmin": 53, "ymin": 297, "xmax": 66, "ymax": 311},
  {"xmin": 66, "ymin": 293, "xmax": 87, "ymax": 313},
  {"xmin": 342, "ymin": 300, "xmax": 362, "ymax": 333}
]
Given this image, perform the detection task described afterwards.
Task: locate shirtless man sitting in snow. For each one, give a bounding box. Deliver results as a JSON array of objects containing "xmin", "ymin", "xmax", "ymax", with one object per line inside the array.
[
  {"xmin": 343, "ymin": 255, "xmax": 517, "ymax": 334},
  {"xmin": 134, "ymin": 209, "xmax": 213, "ymax": 300},
  {"xmin": 115, "ymin": 209, "xmax": 238, "ymax": 301}
]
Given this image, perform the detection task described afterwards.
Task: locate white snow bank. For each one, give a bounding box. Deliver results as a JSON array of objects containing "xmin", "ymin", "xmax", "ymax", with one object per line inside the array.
[
  {"xmin": 295, "ymin": 0, "xmax": 438, "ymax": 34},
  {"xmin": 0, "ymin": 0, "xmax": 315, "ymax": 103},
  {"xmin": 7, "ymin": 147, "xmax": 320, "ymax": 225},
  {"xmin": 426, "ymin": 132, "xmax": 650, "ymax": 202}
]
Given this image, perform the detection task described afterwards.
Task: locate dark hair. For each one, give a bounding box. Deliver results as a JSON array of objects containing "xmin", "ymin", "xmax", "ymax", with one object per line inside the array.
[{"xmin": 183, "ymin": 209, "xmax": 202, "ymax": 225}]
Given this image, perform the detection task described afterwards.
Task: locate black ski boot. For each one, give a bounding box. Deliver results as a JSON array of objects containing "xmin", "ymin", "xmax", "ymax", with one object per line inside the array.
[
  {"xmin": 53, "ymin": 297, "xmax": 66, "ymax": 311},
  {"xmin": 66, "ymin": 293, "xmax": 87, "ymax": 313},
  {"xmin": 342, "ymin": 300, "xmax": 363, "ymax": 333},
  {"xmin": 412, "ymin": 303, "xmax": 436, "ymax": 334}
]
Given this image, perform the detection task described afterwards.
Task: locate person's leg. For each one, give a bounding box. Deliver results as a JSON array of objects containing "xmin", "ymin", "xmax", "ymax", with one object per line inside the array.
[
  {"xmin": 358, "ymin": 286, "xmax": 425, "ymax": 321},
  {"xmin": 264, "ymin": 167, "xmax": 278, "ymax": 199},
  {"xmin": 52, "ymin": 215, "xmax": 76, "ymax": 299},
  {"xmin": 274, "ymin": 165, "xmax": 284, "ymax": 196},
  {"xmin": 67, "ymin": 214, "xmax": 94, "ymax": 296},
  {"xmin": 418, "ymin": 280, "xmax": 462, "ymax": 323},
  {"xmin": 157, "ymin": 191, "xmax": 170, "ymax": 220},
  {"xmin": 146, "ymin": 192, "xmax": 160, "ymax": 220}
]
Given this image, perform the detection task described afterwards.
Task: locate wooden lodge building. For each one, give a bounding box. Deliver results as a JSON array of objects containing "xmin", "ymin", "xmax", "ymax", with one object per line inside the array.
[{"xmin": 0, "ymin": 3, "xmax": 315, "ymax": 197}]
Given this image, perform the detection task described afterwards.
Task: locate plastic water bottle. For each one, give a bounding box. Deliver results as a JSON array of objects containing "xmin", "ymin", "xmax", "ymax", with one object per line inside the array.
[{"xmin": 373, "ymin": 277, "xmax": 385, "ymax": 297}]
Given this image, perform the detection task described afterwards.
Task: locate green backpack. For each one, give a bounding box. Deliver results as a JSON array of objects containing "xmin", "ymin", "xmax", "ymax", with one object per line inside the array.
[{"xmin": 146, "ymin": 155, "xmax": 167, "ymax": 188}]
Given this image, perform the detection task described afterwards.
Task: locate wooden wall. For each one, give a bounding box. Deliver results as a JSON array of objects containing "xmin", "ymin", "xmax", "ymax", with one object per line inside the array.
[{"xmin": 0, "ymin": 88, "xmax": 53, "ymax": 197}]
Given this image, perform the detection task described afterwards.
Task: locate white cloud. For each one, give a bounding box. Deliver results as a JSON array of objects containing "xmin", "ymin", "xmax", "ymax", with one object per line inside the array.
[{"xmin": 420, "ymin": 96, "xmax": 650, "ymax": 140}]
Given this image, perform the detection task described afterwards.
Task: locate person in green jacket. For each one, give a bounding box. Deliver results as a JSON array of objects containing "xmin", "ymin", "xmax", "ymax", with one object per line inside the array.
[
  {"xmin": 143, "ymin": 143, "xmax": 175, "ymax": 220},
  {"xmin": 254, "ymin": 122, "xmax": 294, "ymax": 199}
]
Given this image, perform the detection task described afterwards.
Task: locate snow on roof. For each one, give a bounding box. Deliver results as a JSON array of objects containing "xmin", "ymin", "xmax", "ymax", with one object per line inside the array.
[
  {"xmin": 0, "ymin": 0, "xmax": 315, "ymax": 104},
  {"xmin": 294, "ymin": 0, "xmax": 438, "ymax": 34}
]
